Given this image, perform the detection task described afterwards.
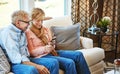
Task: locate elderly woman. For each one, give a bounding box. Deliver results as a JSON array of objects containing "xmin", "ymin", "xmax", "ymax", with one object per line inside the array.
[{"xmin": 26, "ymin": 8, "xmax": 90, "ymax": 74}]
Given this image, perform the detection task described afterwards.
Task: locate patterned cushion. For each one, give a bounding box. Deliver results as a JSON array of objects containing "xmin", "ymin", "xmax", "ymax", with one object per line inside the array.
[{"xmin": 0, "ymin": 46, "xmax": 10, "ymax": 74}]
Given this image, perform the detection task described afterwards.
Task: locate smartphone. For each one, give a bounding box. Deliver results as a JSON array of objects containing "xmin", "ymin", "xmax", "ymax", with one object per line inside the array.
[{"xmin": 52, "ymin": 36, "xmax": 56, "ymax": 40}]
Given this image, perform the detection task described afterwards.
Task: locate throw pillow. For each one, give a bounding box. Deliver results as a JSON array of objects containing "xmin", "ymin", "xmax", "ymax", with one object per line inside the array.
[
  {"xmin": 51, "ymin": 23, "xmax": 80, "ymax": 50},
  {"xmin": 0, "ymin": 46, "xmax": 10, "ymax": 74}
]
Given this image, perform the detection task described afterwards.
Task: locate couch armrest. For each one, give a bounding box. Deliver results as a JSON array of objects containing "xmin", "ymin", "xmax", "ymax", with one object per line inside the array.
[{"xmin": 80, "ymin": 36, "xmax": 93, "ymax": 49}]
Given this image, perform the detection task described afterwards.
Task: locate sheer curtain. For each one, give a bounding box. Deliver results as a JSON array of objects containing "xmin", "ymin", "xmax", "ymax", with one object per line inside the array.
[{"xmin": 71, "ymin": 0, "xmax": 90, "ymax": 35}]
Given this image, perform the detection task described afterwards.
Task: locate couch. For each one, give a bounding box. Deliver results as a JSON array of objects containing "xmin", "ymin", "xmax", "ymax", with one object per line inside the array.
[
  {"xmin": 43, "ymin": 16, "xmax": 105, "ymax": 74},
  {"xmin": 0, "ymin": 16, "xmax": 105, "ymax": 74}
]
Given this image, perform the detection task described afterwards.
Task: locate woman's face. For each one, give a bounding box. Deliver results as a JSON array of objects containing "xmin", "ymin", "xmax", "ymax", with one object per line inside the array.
[{"xmin": 32, "ymin": 19, "xmax": 43, "ymax": 29}]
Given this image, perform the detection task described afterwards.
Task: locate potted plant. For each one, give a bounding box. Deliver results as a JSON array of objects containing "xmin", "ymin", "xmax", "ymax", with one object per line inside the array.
[{"xmin": 97, "ymin": 16, "xmax": 111, "ymax": 33}]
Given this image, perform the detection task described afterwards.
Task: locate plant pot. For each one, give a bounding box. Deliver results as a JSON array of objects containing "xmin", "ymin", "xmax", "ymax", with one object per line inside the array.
[{"xmin": 100, "ymin": 27, "xmax": 107, "ymax": 33}]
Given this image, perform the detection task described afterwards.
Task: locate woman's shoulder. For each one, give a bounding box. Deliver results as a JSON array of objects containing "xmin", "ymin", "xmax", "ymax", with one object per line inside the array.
[
  {"xmin": 26, "ymin": 29, "xmax": 33, "ymax": 34},
  {"xmin": 25, "ymin": 29, "xmax": 35, "ymax": 38}
]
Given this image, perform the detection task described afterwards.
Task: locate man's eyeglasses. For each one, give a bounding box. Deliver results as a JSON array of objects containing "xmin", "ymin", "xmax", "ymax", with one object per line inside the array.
[{"xmin": 19, "ymin": 20, "xmax": 31, "ymax": 25}]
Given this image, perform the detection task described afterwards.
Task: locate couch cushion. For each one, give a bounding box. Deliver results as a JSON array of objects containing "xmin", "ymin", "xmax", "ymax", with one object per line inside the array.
[
  {"xmin": 0, "ymin": 46, "xmax": 10, "ymax": 74},
  {"xmin": 43, "ymin": 15, "xmax": 73, "ymax": 28},
  {"xmin": 51, "ymin": 23, "xmax": 80, "ymax": 50}
]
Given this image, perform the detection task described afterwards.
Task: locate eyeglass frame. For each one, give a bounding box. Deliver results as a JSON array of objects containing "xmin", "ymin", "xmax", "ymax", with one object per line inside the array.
[{"xmin": 19, "ymin": 20, "xmax": 31, "ymax": 25}]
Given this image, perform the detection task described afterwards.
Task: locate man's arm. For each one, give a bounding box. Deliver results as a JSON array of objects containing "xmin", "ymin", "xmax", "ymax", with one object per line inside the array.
[{"xmin": 1, "ymin": 30, "xmax": 29, "ymax": 64}]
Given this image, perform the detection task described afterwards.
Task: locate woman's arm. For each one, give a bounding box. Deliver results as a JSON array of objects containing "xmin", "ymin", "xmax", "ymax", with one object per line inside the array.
[
  {"xmin": 26, "ymin": 30, "xmax": 53, "ymax": 57},
  {"xmin": 26, "ymin": 31, "xmax": 35, "ymax": 56},
  {"xmin": 43, "ymin": 17, "xmax": 52, "ymax": 20}
]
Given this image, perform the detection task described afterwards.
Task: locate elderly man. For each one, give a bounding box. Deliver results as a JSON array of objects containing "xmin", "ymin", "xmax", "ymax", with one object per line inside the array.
[{"xmin": 0, "ymin": 10, "xmax": 58, "ymax": 74}]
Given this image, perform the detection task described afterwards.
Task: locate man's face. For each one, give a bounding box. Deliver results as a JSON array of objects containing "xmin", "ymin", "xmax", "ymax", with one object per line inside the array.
[{"xmin": 18, "ymin": 18, "xmax": 30, "ymax": 31}]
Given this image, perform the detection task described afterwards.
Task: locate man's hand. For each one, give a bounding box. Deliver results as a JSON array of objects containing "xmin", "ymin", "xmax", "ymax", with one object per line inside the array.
[{"xmin": 22, "ymin": 61, "xmax": 50, "ymax": 74}]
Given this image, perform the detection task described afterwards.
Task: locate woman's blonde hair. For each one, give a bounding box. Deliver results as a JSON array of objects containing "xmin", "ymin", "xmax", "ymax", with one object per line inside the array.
[
  {"xmin": 30, "ymin": 8, "xmax": 49, "ymax": 45},
  {"xmin": 12, "ymin": 10, "xmax": 29, "ymax": 24},
  {"xmin": 31, "ymin": 8, "xmax": 45, "ymax": 21}
]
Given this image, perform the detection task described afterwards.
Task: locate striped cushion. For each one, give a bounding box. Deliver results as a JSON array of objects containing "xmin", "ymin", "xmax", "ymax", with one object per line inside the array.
[{"xmin": 0, "ymin": 46, "xmax": 10, "ymax": 74}]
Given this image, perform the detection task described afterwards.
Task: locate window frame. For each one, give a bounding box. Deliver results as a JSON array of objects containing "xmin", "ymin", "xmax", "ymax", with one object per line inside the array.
[{"xmin": 20, "ymin": 0, "xmax": 71, "ymax": 16}]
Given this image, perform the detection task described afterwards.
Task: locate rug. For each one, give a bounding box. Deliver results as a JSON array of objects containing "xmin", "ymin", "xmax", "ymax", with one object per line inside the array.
[
  {"xmin": 105, "ymin": 70, "xmax": 114, "ymax": 74},
  {"xmin": 105, "ymin": 70, "xmax": 120, "ymax": 74}
]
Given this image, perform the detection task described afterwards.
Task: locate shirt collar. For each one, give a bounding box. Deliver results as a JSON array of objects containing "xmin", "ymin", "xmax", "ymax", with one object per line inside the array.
[{"xmin": 10, "ymin": 24, "xmax": 23, "ymax": 33}]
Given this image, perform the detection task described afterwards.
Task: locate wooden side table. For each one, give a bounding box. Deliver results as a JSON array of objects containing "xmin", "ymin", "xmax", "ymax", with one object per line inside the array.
[{"xmin": 83, "ymin": 28, "xmax": 119, "ymax": 60}]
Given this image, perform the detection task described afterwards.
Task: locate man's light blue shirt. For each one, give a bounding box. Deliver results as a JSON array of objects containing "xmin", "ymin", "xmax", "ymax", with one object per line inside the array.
[{"xmin": 0, "ymin": 24, "xmax": 30, "ymax": 64}]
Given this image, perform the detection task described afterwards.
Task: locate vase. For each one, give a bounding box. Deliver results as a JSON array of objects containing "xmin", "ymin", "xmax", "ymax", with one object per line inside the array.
[{"xmin": 101, "ymin": 27, "xmax": 108, "ymax": 33}]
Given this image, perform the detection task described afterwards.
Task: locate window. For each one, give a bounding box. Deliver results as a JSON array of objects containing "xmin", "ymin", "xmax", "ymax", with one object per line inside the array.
[
  {"xmin": 0, "ymin": 0, "xmax": 71, "ymax": 27},
  {"xmin": 0, "ymin": 0, "xmax": 20, "ymax": 28},
  {"xmin": 34, "ymin": 0, "xmax": 71, "ymax": 17}
]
